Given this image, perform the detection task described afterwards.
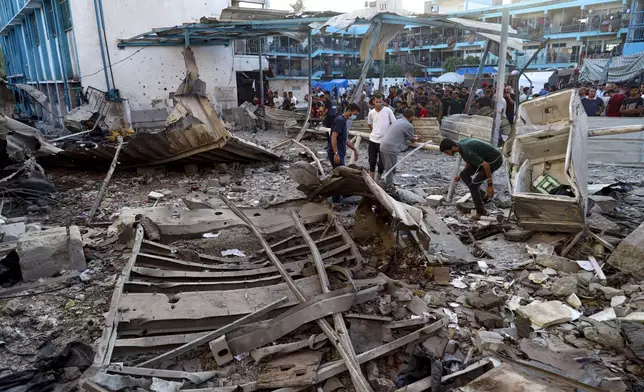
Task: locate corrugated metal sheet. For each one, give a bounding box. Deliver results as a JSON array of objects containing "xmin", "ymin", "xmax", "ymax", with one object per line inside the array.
[{"xmin": 56, "ymin": 129, "xmax": 278, "ymax": 167}]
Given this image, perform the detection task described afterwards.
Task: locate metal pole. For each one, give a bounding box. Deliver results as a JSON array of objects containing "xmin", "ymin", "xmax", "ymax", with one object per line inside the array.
[
  {"xmin": 464, "ymin": 39, "xmax": 492, "ymax": 114},
  {"xmin": 259, "ymin": 38, "xmax": 264, "ymax": 113},
  {"xmin": 492, "ymin": 9, "xmax": 509, "ymax": 147},
  {"xmin": 294, "ymin": 30, "xmax": 313, "ymax": 142}
]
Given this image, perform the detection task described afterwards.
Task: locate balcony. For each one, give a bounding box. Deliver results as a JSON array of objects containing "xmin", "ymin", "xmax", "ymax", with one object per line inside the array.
[
  {"xmin": 516, "ymin": 48, "xmax": 578, "ymax": 68},
  {"xmin": 628, "ymin": 11, "xmax": 644, "ymax": 42},
  {"xmin": 0, "ymin": 0, "xmax": 41, "ymax": 35}
]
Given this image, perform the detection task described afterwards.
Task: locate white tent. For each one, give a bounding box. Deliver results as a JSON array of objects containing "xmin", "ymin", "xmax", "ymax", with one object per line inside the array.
[
  {"xmin": 435, "ymin": 72, "xmax": 465, "ymax": 84},
  {"xmin": 519, "ymin": 71, "xmax": 554, "ymax": 94}
]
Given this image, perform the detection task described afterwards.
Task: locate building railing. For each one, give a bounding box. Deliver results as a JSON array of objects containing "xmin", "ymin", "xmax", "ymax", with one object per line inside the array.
[{"xmin": 628, "ymin": 11, "xmax": 644, "ymax": 42}]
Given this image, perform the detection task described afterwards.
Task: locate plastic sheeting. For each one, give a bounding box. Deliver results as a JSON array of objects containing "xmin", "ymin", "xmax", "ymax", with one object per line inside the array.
[
  {"xmin": 455, "ymin": 66, "xmax": 497, "ymax": 75},
  {"xmin": 580, "ymin": 52, "xmax": 644, "ymax": 83},
  {"xmin": 435, "ymin": 72, "xmax": 465, "ymax": 83},
  {"xmin": 312, "ymin": 79, "xmax": 349, "ymax": 92}
]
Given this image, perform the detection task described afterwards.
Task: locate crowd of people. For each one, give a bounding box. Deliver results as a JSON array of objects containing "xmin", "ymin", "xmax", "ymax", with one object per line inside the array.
[{"xmin": 578, "ymin": 82, "xmax": 644, "ymax": 117}]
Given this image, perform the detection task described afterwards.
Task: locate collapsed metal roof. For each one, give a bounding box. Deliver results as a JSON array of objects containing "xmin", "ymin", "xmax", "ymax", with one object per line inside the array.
[{"xmin": 117, "ymin": 8, "xmax": 523, "ymax": 47}]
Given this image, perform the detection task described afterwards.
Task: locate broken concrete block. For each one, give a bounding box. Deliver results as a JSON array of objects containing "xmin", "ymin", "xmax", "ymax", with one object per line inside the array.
[
  {"xmin": 0, "ymin": 222, "xmax": 25, "ymax": 243},
  {"xmin": 583, "ymin": 324, "xmax": 625, "ymax": 350},
  {"xmin": 148, "ymin": 191, "xmax": 165, "ymax": 200},
  {"xmin": 406, "ymin": 295, "xmax": 430, "ymax": 316},
  {"xmin": 474, "ymin": 330, "xmax": 504, "ymax": 352},
  {"xmin": 423, "ymin": 291, "xmax": 448, "ymax": 307},
  {"xmin": 209, "ymin": 335, "xmax": 233, "ymax": 366},
  {"xmin": 607, "ymin": 220, "xmax": 644, "ymax": 276},
  {"xmin": 17, "ymin": 227, "xmax": 85, "ymax": 282},
  {"xmin": 528, "ymin": 272, "xmax": 548, "ymax": 284},
  {"xmin": 566, "ymin": 293, "xmax": 582, "ymax": 309},
  {"xmin": 1, "ymin": 299, "xmax": 25, "ymax": 316},
  {"xmin": 465, "ymin": 293, "xmax": 504, "ymax": 310},
  {"xmin": 550, "ymin": 275, "xmax": 578, "ymax": 297},
  {"xmin": 426, "ymin": 195, "xmax": 444, "ymax": 206},
  {"xmin": 369, "ymin": 377, "xmax": 396, "ymax": 392},
  {"xmin": 611, "ymin": 295, "xmax": 627, "ymax": 308},
  {"xmin": 393, "ymin": 288, "xmax": 413, "ymax": 302},
  {"xmin": 599, "ymin": 285, "xmax": 624, "ymax": 299},
  {"xmin": 622, "ymin": 284, "xmax": 640, "ymax": 296},
  {"xmin": 589, "ymin": 308, "xmax": 617, "ymax": 322},
  {"xmin": 395, "ymin": 189, "xmax": 425, "ymax": 205},
  {"xmin": 68, "ymin": 226, "xmax": 86, "ymax": 272},
  {"xmin": 516, "ymin": 300, "xmax": 581, "ymax": 328},
  {"xmin": 535, "ymin": 254, "xmax": 580, "ymax": 273},
  {"xmin": 474, "ymin": 310, "xmax": 504, "ymax": 329},
  {"xmin": 421, "ymin": 335, "xmax": 448, "ymax": 358},
  {"xmin": 379, "ymin": 295, "xmax": 392, "ymax": 316},
  {"xmin": 219, "ymin": 175, "xmax": 231, "ymax": 186}
]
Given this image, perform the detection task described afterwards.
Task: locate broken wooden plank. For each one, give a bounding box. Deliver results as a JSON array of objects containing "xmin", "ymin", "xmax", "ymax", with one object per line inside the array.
[
  {"xmin": 119, "ymin": 276, "xmax": 322, "ymax": 325},
  {"xmin": 220, "ymin": 195, "xmax": 374, "ymax": 392},
  {"xmin": 588, "ymin": 255, "xmax": 607, "ymax": 284},
  {"xmin": 332, "ymin": 215, "xmax": 366, "ymax": 268},
  {"xmin": 87, "ymin": 136, "xmax": 124, "ymax": 224},
  {"xmin": 0, "ymin": 271, "xmax": 80, "ymax": 299},
  {"xmin": 345, "ymin": 313, "xmax": 393, "ymax": 322},
  {"xmin": 136, "ymin": 252, "xmax": 264, "ymax": 272},
  {"xmin": 420, "ymin": 206, "xmax": 475, "ymax": 262},
  {"xmin": 396, "ymin": 359, "xmax": 493, "ymax": 392},
  {"xmin": 94, "ymin": 226, "xmax": 144, "ymax": 367},
  {"xmin": 81, "ymin": 380, "xmax": 111, "ymax": 392},
  {"xmin": 136, "ymin": 296, "xmax": 287, "ymax": 368},
  {"xmin": 561, "ymin": 229, "xmax": 585, "ymax": 257},
  {"xmin": 251, "ymin": 334, "xmax": 328, "ymax": 363},
  {"xmin": 386, "ymin": 315, "xmax": 432, "ymax": 330},
  {"xmin": 226, "ymin": 286, "xmax": 381, "ymax": 354}
]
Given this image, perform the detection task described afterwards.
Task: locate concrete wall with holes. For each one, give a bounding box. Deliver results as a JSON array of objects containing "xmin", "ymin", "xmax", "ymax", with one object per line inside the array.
[
  {"xmin": 268, "ymin": 79, "xmax": 310, "ymax": 103},
  {"xmin": 69, "ymin": 0, "xmax": 244, "ymax": 113}
]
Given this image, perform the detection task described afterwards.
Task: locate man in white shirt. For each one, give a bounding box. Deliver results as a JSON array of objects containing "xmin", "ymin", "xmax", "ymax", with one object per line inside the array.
[
  {"xmin": 338, "ymin": 86, "xmax": 346, "ymax": 99},
  {"xmin": 288, "ymin": 92, "xmax": 298, "ymax": 106},
  {"xmin": 367, "ymin": 92, "xmax": 396, "ymax": 179},
  {"xmin": 273, "ymin": 91, "xmax": 284, "ymax": 108}
]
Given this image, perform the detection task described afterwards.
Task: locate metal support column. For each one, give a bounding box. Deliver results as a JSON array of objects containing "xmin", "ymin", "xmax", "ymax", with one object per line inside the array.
[
  {"xmin": 259, "ymin": 38, "xmax": 264, "ymax": 114},
  {"xmin": 464, "ymin": 39, "xmax": 492, "ymax": 114},
  {"xmin": 294, "ymin": 30, "xmax": 314, "ymax": 142},
  {"xmin": 492, "ymin": 8, "xmax": 510, "ymax": 147}
]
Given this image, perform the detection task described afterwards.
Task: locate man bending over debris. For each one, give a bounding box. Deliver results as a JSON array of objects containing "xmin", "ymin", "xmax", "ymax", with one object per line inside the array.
[
  {"xmin": 440, "ymin": 138, "xmax": 503, "ymax": 219},
  {"xmin": 328, "ymin": 103, "xmax": 361, "ymax": 205},
  {"xmin": 379, "ymin": 109, "xmax": 419, "ymax": 187}
]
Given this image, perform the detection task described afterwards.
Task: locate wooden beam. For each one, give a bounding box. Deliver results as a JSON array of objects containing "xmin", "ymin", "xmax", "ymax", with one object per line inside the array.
[{"xmin": 87, "ymin": 136, "xmax": 124, "ymax": 224}]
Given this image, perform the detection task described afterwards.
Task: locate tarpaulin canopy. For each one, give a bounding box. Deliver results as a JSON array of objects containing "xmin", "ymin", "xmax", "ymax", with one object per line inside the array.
[
  {"xmin": 519, "ymin": 71, "xmax": 555, "ymax": 93},
  {"xmin": 580, "ymin": 52, "xmax": 644, "ymax": 83},
  {"xmin": 312, "ymin": 79, "xmax": 349, "ymax": 92},
  {"xmin": 435, "ymin": 72, "xmax": 465, "ymax": 83},
  {"xmin": 456, "ymin": 66, "xmax": 497, "ymax": 75}
]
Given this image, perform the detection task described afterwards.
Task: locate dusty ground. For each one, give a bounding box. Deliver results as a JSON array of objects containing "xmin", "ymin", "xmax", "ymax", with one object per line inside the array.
[{"xmin": 2, "ymin": 128, "xmax": 644, "ymax": 389}]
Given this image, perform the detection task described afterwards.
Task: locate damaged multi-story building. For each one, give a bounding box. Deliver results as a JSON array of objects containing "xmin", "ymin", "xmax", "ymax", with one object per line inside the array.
[{"xmin": 0, "ymin": 0, "xmax": 268, "ymax": 131}]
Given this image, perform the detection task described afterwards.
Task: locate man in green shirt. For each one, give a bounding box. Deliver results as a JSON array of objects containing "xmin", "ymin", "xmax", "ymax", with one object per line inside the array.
[{"xmin": 440, "ymin": 138, "xmax": 503, "ymax": 218}]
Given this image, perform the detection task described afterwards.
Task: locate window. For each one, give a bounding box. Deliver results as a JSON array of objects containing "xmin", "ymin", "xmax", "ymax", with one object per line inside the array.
[
  {"xmin": 525, "ymin": 45, "xmax": 540, "ymax": 49},
  {"xmin": 29, "ymin": 14, "xmax": 39, "ymax": 46},
  {"xmin": 58, "ymin": 0, "xmax": 72, "ymax": 31},
  {"xmin": 44, "ymin": 0, "xmax": 57, "ymax": 37},
  {"xmin": 551, "ymin": 43, "xmax": 566, "ymax": 48}
]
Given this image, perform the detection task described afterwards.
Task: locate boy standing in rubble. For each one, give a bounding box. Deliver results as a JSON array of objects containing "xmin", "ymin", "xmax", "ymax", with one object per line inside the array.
[
  {"xmin": 327, "ymin": 103, "xmax": 361, "ymax": 206},
  {"xmin": 439, "ymin": 138, "xmax": 503, "ymax": 219}
]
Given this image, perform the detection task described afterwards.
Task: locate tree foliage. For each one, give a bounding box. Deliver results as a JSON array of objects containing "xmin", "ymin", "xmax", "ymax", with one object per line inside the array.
[
  {"xmin": 444, "ymin": 56, "xmax": 482, "ymax": 72},
  {"xmin": 290, "ymin": 0, "xmax": 305, "ymax": 13}
]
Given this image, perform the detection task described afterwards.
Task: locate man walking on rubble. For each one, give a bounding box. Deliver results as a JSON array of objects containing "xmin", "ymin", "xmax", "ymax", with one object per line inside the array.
[
  {"xmin": 439, "ymin": 138, "xmax": 503, "ymax": 219},
  {"xmin": 379, "ymin": 109, "xmax": 419, "ymax": 187},
  {"xmin": 327, "ymin": 103, "xmax": 361, "ymax": 207}
]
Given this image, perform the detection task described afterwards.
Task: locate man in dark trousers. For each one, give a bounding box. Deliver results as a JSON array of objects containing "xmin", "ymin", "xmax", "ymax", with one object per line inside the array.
[
  {"xmin": 321, "ymin": 91, "xmax": 338, "ymax": 128},
  {"xmin": 440, "ymin": 138, "xmax": 503, "ymax": 218},
  {"xmin": 327, "ymin": 103, "xmax": 361, "ymax": 206}
]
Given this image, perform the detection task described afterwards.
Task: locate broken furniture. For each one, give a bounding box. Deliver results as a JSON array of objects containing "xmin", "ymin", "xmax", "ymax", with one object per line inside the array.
[
  {"xmin": 440, "ymin": 112, "xmax": 511, "ymax": 142},
  {"xmin": 509, "ymin": 90, "xmax": 588, "ymax": 232}
]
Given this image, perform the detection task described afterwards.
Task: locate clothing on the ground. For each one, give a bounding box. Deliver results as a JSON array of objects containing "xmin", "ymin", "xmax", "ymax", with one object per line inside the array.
[
  {"xmin": 458, "ymin": 138, "xmax": 503, "ymax": 171},
  {"xmin": 427, "ymin": 100, "xmax": 443, "ymax": 117},
  {"xmin": 368, "ymin": 140, "xmax": 384, "ymax": 174},
  {"xmin": 606, "ymin": 93, "xmax": 626, "ymax": 117},
  {"xmin": 449, "ymin": 98, "xmax": 466, "ymax": 115},
  {"xmin": 367, "ymin": 106, "xmax": 396, "ymax": 144},
  {"xmin": 380, "ymin": 151, "xmax": 398, "ymax": 185},
  {"xmin": 380, "ymin": 118, "xmax": 415, "ymax": 154},
  {"xmin": 622, "ymin": 96, "xmax": 643, "ymax": 117},
  {"xmin": 460, "ymin": 164, "xmax": 496, "ymax": 214},
  {"xmin": 582, "ymin": 96, "xmax": 605, "ymax": 116}
]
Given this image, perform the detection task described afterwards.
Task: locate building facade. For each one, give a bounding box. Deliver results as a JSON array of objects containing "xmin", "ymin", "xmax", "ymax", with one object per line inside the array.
[{"xmin": 0, "ymin": 0, "xmax": 265, "ymax": 128}]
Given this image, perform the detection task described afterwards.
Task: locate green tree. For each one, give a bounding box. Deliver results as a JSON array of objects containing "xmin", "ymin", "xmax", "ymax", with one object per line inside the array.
[
  {"xmin": 383, "ymin": 63, "xmax": 403, "ymax": 77},
  {"xmin": 290, "ymin": 0, "xmax": 305, "ymax": 12},
  {"xmin": 444, "ymin": 56, "xmax": 464, "ymax": 72},
  {"xmin": 465, "ymin": 56, "xmax": 481, "ymax": 65},
  {"xmin": 345, "ymin": 66, "xmax": 362, "ymax": 79}
]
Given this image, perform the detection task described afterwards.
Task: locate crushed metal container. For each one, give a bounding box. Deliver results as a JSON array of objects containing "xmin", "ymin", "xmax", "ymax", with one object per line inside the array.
[{"xmin": 510, "ymin": 90, "xmax": 588, "ymax": 232}]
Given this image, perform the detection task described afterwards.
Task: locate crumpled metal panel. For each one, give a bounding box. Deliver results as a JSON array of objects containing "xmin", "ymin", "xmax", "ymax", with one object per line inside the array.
[{"xmin": 57, "ymin": 129, "xmax": 279, "ymax": 167}]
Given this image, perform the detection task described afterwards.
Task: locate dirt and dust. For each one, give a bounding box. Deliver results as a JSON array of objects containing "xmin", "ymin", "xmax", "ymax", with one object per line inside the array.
[{"xmin": 2, "ymin": 127, "xmax": 644, "ymax": 391}]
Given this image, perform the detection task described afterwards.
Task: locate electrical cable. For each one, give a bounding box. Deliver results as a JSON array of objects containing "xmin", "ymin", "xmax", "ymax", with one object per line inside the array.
[{"xmin": 78, "ymin": 45, "xmax": 152, "ymax": 82}]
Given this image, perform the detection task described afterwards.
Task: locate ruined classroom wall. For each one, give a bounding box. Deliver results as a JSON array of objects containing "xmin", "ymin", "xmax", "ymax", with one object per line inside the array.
[
  {"xmin": 268, "ymin": 80, "xmax": 310, "ymax": 103},
  {"xmin": 69, "ymin": 0, "xmax": 238, "ymax": 114}
]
